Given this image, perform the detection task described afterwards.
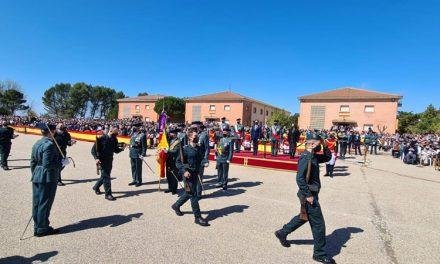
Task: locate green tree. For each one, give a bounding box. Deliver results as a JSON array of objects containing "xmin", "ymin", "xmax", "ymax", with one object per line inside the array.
[
  {"xmin": 154, "ymin": 96, "xmax": 185, "ymax": 122},
  {"xmin": 267, "ymin": 110, "xmax": 297, "ymax": 128},
  {"xmin": 408, "ymin": 104, "xmax": 440, "ymax": 133},
  {"xmin": 0, "ymin": 89, "xmax": 29, "ymax": 115},
  {"xmin": 107, "ymin": 91, "xmax": 126, "ymax": 119},
  {"xmin": 89, "ymin": 86, "xmax": 104, "ymax": 118},
  {"xmin": 137, "ymin": 92, "xmax": 149, "ymax": 96},
  {"xmin": 397, "ymin": 111, "xmax": 420, "ymax": 134},
  {"xmin": 42, "ymin": 83, "xmax": 72, "ymax": 117},
  {"xmin": 68, "ymin": 82, "xmax": 91, "ymax": 118}
]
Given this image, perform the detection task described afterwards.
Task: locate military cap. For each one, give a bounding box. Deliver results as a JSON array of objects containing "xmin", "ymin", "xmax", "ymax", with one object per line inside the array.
[
  {"xmin": 236, "ymin": 118, "xmax": 241, "ymax": 121},
  {"xmin": 222, "ymin": 127, "xmax": 231, "ymax": 132},
  {"xmin": 191, "ymin": 121, "xmax": 203, "ymax": 126},
  {"xmin": 221, "ymin": 117, "xmax": 226, "ymax": 120},
  {"xmin": 306, "ymin": 132, "xmax": 321, "ymax": 141}
]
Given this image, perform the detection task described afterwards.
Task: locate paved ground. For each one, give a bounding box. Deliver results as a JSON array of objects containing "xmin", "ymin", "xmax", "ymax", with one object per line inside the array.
[{"xmin": 1, "ymin": 134, "xmax": 439, "ymax": 264}]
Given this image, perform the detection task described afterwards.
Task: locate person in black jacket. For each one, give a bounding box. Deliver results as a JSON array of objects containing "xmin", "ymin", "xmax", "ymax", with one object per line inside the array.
[
  {"xmin": 274, "ymin": 133, "xmax": 336, "ymax": 264},
  {"xmin": 91, "ymin": 126, "xmax": 125, "ymax": 201},
  {"xmin": 54, "ymin": 123, "xmax": 76, "ymax": 186},
  {"xmin": 0, "ymin": 120, "xmax": 18, "ymax": 170},
  {"xmin": 288, "ymin": 124, "xmax": 300, "ymax": 159}
]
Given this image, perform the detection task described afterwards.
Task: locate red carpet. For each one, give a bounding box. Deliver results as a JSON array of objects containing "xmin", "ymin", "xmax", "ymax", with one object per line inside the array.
[{"xmin": 208, "ymin": 150, "xmax": 298, "ymax": 171}]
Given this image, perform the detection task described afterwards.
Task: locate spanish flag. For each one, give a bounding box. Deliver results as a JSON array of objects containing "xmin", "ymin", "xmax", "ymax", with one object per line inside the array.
[{"xmin": 156, "ymin": 131, "xmax": 169, "ymax": 179}]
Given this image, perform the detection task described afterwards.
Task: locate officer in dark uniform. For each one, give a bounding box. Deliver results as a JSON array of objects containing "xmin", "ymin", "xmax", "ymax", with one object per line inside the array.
[
  {"xmin": 0, "ymin": 120, "xmax": 18, "ymax": 170},
  {"xmin": 195, "ymin": 122, "xmax": 210, "ymax": 198},
  {"xmin": 171, "ymin": 128, "xmax": 209, "ymax": 227},
  {"xmin": 30, "ymin": 123, "xmax": 62, "ymax": 237},
  {"xmin": 288, "ymin": 123, "xmax": 300, "ymax": 159},
  {"xmin": 128, "ymin": 124, "xmax": 147, "ymax": 187},
  {"xmin": 250, "ymin": 120, "xmax": 262, "ymax": 156},
  {"xmin": 54, "ymin": 123, "xmax": 76, "ymax": 186},
  {"xmin": 337, "ymin": 129, "xmax": 348, "ymax": 159},
  {"xmin": 216, "ymin": 127, "xmax": 234, "ymax": 190},
  {"xmin": 91, "ymin": 126, "xmax": 125, "ymax": 201},
  {"xmin": 165, "ymin": 128, "xmax": 181, "ymax": 195},
  {"xmin": 271, "ymin": 120, "xmax": 282, "ymax": 156},
  {"xmin": 274, "ymin": 133, "xmax": 336, "ymax": 264},
  {"xmin": 233, "ymin": 118, "xmax": 244, "ymax": 153}
]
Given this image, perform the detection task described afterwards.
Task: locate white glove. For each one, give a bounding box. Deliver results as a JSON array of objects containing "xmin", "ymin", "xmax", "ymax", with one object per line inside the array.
[
  {"xmin": 227, "ymin": 160, "xmax": 230, "ymax": 164},
  {"xmin": 61, "ymin": 158, "xmax": 70, "ymax": 167}
]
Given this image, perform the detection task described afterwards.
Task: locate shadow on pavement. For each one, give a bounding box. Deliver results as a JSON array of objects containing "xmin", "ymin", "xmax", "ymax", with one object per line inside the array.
[
  {"xmin": 203, "ymin": 205, "xmax": 250, "ymax": 222},
  {"xmin": 0, "ymin": 251, "xmax": 58, "ymax": 264},
  {"xmin": 60, "ymin": 213, "xmax": 143, "ymax": 234},
  {"xmin": 62, "ymin": 178, "xmax": 115, "ymax": 185},
  {"xmin": 289, "ymin": 227, "xmax": 364, "ymax": 257},
  {"xmin": 9, "ymin": 165, "xmax": 31, "ymax": 170},
  {"xmin": 113, "ymin": 188, "xmax": 157, "ymax": 199}
]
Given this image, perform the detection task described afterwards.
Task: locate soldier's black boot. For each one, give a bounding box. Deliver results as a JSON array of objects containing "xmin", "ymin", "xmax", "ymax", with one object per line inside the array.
[
  {"xmin": 171, "ymin": 204, "xmax": 183, "ymax": 216},
  {"xmin": 92, "ymin": 186, "xmax": 102, "ymax": 195},
  {"xmin": 324, "ymin": 165, "xmax": 330, "ymax": 176},
  {"xmin": 274, "ymin": 230, "xmax": 290, "ymax": 247},
  {"xmin": 105, "ymin": 194, "xmax": 116, "ymax": 201},
  {"xmin": 128, "ymin": 181, "xmax": 136, "ymax": 186},
  {"xmin": 194, "ymin": 217, "xmax": 209, "ymax": 227},
  {"xmin": 313, "ymin": 255, "xmax": 336, "ymax": 264}
]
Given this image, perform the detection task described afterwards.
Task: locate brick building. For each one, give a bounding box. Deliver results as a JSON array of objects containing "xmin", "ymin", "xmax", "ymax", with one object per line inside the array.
[
  {"xmin": 117, "ymin": 94, "xmax": 166, "ymax": 121},
  {"xmin": 185, "ymin": 91, "xmax": 289, "ymax": 126},
  {"xmin": 298, "ymin": 87, "xmax": 402, "ymax": 132}
]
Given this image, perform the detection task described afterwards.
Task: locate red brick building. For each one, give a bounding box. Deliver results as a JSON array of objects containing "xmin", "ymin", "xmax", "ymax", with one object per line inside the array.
[{"xmin": 117, "ymin": 94, "xmax": 166, "ymax": 121}]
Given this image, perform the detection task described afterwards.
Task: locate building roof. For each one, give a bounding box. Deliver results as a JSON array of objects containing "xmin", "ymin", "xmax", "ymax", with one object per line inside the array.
[
  {"xmin": 299, "ymin": 87, "xmax": 402, "ymax": 101},
  {"xmin": 117, "ymin": 94, "xmax": 166, "ymax": 102},
  {"xmin": 186, "ymin": 91, "xmax": 288, "ymax": 112}
]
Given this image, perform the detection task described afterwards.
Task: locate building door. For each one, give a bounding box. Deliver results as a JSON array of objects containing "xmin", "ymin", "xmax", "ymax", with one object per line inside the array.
[{"xmin": 192, "ymin": 105, "xmax": 201, "ymax": 122}]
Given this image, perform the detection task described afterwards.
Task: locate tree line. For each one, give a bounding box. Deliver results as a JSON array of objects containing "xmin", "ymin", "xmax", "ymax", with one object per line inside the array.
[
  {"xmin": 398, "ymin": 104, "xmax": 440, "ymax": 134},
  {"xmin": 0, "ymin": 80, "xmax": 29, "ymax": 115},
  {"xmin": 42, "ymin": 83, "xmax": 126, "ymax": 119}
]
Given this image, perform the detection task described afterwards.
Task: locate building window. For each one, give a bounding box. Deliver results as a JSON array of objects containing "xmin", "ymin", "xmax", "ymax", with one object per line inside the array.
[
  {"xmin": 224, "ymin": 105, "xmax": 231, "ymax": 111},
  {"xmin": 145, "ymin": 105, "xmax": 150, "ymax": 110},
  {"xmin": 253, "ymin": 107, "xmax": 257, "ymax": 113},
  {"xmin": 363, "ymin": 124, "xmax": 373, "ymax": 131},
  {"xmin": 364, "ymin": 105, "xmax": 375, "ymax": 113},
  {"xmin": 260, "ymin": 109, "xmax": 263, "ymax": 115},
  {"xmin": 266, "ymin": 110, "xmax": 269, "ymax": 116},
  {"xmin": 340, "ymin": 105, "xmax": 350, "ymax": 113},
  {"xmin": 209, "ymin": 105, "xmax": 216, "ymax": 111},
  {"xmin": 145, "ymin": 117, "xmax": 150, "ymax": 122},
  {"xmin": 135, "ymin": 105, "xmax": 140, "ymax": 113}
]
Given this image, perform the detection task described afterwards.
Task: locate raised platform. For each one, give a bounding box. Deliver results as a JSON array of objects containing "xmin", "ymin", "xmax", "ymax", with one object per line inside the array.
[{"xmin": 209, "ymin": 150, "xmax": 298, "ymax": 171}]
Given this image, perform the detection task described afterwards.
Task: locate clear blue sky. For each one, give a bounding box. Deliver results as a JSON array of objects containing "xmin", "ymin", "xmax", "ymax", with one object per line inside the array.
[{"xmin": 1, "ymin": 0, "xmax": 439, "ymax": 114}]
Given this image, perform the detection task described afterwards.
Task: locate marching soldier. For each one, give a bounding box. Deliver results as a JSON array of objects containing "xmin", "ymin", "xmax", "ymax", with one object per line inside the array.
[
  {"xmin": 216, "ymin": 127, "xmax": 234, "ymax": 190},
  {"xmin": 274, "ymin": 133, "xmax": 335, "ymax": 264},
  {"xmin": 171, "ymin": 128, "xmax": 209, "ymax": 227},
  {"xmin": 30, "ymin": 123, "xmax": 62, "ymax": 237},
  {"xmin": 128, "ymin": 124, "xmax": 147, "ymax": 187},
  {"xmin": 233, "ymin": 118, "xmax": 244, "ymax": 153},
  {"xmin": 196, "ymin": 122, "xmax": 209, "ymax": 198},
  {"xmin": 0, "ymin": 120, "xmax": 18, "ymax": 170},
  {"xmin": 91, "ymin": 126, "xmax": 125, "ymax": 201},
  {"xmin": 54, "ymin": 123, "xmax": 76, "ymax": 186},
  {"xmin": 165, "ymin": 128, "xmax": 181, "ymax": 195},
  {"xmin": 220, "ymin": 117, "xmax": 229, "ymax": 131}
]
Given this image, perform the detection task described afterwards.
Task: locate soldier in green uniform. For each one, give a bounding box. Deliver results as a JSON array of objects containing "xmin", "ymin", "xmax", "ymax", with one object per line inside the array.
[
  {"xmin": 54, "ymin": 123, "xmax": 76, "ymax": 186},
  {"xmin": 194, "ymin": 122, "xmax": 209, "ymax": 198},
  {"xmin": 128, "ymin": 124, "xmax": 147, "ymax": 187},
  {"xmin": 233, "ymin": 118, "xmax": 244, "ymax": 153},
  {"xmin": 215, "ymin": 127, "xmax": 234, "ymax": 191},
  {"xmin": 274, "ymin": 133, "xmax": 336, "ymax": 264},
  {"xmin": 0, "ymin": 120, "xmax": 18, "ymax": 170},
  {"xmin": 171, "ymin": 128, "xmax": 209, "ymax": 227},
  {"xmin": 91, "ymin": 126, "xmax": 125, "ymax": 201},
  {"xmin": 165, "ymin": 128, "xmax": 181, "ymax": 195},
  {"xmin": 30, "ymin": 123, "xmax": 61, "ymax": 237}
]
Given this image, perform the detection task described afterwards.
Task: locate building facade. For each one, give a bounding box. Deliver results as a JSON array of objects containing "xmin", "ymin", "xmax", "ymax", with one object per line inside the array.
[
  {"xmin": 298, "ymin": 87, "xmax": 402, "ymax": 132},
  {"xmin": 117, "ymin": 94, "xmax": 166, "ymax": 121},
  {"xmin": 185, "ymin": 91, "xmax": 289, "ymax": 126}
]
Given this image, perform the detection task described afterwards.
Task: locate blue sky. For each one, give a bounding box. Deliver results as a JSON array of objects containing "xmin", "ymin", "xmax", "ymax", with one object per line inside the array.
[{"xmin": 1, "ymin": 0, "xmax": 439, "ymax": 114}]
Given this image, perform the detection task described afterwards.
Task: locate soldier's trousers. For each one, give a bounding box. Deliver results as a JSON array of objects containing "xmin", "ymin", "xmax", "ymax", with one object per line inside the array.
[
  {"xmin": 281, "ymin": 197, "xmax": 327, "ymax": 258},
  {"xmin": 32, "ymin": 182, "xmax": 58, "ymax": 234},
  {"xmin": 94, "ymin": 160, "xmax": 113, "ymax": 195},
  {"xmin": 339, "ymin": 142, "xmax": 347, "ymax": 157},
  {"xmin": 174, "ymin": 179, "xmax": 201, "ymax": 218},
  {"xmin": 252, "ymin": 140, "xmax": 259, "ymax": 156},
  {"xmin": 0, "ymin": 144, "xmax": 11, "ymax": 167},
  {"xmin": 130, "ymin": 157, "xmax": 142, "ymax": 184},
  {"xmin": 354, "ymin": 144, "xmax": 362, "ymax": 155},
  {"xmin": 196, "ymin": 167, "xmax": 204, "ymax": 198},
  {"xmin": 289, "ymin": 142, "xmax": 297, "ymax": 158},
  {"xmin": 271, "ymin": 140, "xmax": 279, "ymax": 156},
  {"xmin": 166, "ymin": 167, "xmax": 178, "ymax": 193},
  {"xmin": 217, "ymin": 162, "xmax": 230, "ymax": 188},
  {"xmin": 235, "ymin": 139, "xmax": 241, "ymax": 152}
]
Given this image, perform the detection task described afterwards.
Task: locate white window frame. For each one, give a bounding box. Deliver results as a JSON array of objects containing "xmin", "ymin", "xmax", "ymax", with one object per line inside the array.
[
  {"xmin": 224, "ymin": 105, "xmax": 231, "ymax": 111},
  {"xmin": 340, "ymin": 105, "xmax": 350, "ymax": 113},
  {"xmin": 209, "ymin": 105, "xmax": 216, "ymax": 111},
  {"xmin": 364, "ymin": 105, "xmax": 375, "ymax": 113}
]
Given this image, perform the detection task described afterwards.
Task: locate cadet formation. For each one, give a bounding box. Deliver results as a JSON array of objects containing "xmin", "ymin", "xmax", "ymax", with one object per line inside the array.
[{"xmin": 1, "ymin": 116, "xmax": 339, "ymax": 264}]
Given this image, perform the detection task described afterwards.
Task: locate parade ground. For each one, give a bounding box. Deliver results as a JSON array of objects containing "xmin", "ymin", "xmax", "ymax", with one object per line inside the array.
[{"xmin": 1, "ymin": 134, "xmax": 439, "ymax": 264}]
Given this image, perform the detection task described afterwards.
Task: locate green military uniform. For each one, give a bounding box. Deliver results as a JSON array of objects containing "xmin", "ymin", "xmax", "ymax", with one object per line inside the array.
[
  {"xmin": 128, "ymin": 131, "xmax": 146, "ymax": 186},
  {"xmin": 216, "ymin": 135, "xmax": 234, "ymax": 190},
  {"xmin": 30, "ymin": 135, "xmax": 62, "ymax": 236},
  {"xmin": 196, "ymin": 129, "xmax": 210, "ymax": 197},
  {"xmin": 275, "ymin": 140, "xmax": 335, "ymax": 263},
  {"xmin": 166, "ymin": 135, "xmax": 181, "ymax": 194},
  {"xmin": 0, "ymin": 125, "xmax": 14, "ymax": 170},
  {"xmin": 173, "ymin": 143, "xmax": 204, "ymax": 220},
  {"xmin": 91, "ymin": 134, "xmax": 124, "ymax": 198}
]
